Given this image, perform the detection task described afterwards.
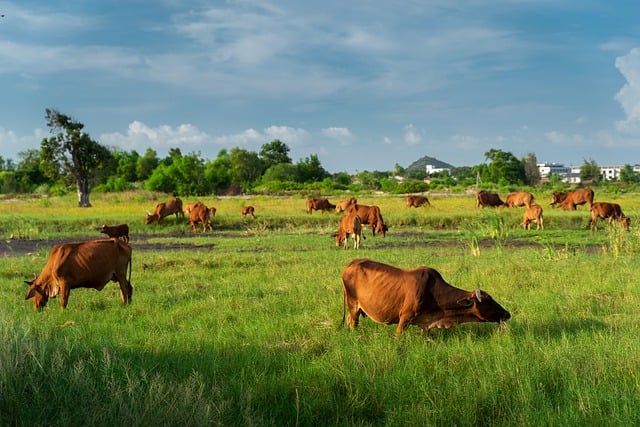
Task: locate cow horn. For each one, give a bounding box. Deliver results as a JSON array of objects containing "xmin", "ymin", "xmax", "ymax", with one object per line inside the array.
[
  {"xmin": 146, "ymin": 211, "xmax": 151, "ymax": 215},
  {"xmin": 475, "ymin": 289, "xmax": 483, "ymax": 302}
]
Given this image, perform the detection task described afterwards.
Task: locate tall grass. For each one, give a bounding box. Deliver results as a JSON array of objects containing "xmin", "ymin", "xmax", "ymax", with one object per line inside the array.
[{"xmin": 2, "ymin": 192, "xmax": 640, "ymax": 425}]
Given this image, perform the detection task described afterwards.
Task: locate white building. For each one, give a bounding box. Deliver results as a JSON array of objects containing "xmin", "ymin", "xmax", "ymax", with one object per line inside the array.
[{"xmin": 425, "ymin": 164, "xmax": 450, "ymax": 176}]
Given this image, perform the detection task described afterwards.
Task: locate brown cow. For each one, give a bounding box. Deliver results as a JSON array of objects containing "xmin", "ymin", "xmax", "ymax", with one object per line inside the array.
[
  {"xmin": 306, "ymin": 198, "xmax": 336, "ymax": 214},
  {"xmin": 406, "ymin": 195, "xmax": 431, "ymax": 208},
  {"xmin": 590, "ymin": 202, "xmax": 629, "ymax": 231},
  {"xmin": 188, "ymin": 203, "xmax": 214, "ymax": 233},
  {"xmin": 505, "ymin": 191, "xmax": 535, "ymax": 208},
  {"xmin": 521, "ymin": 204, "xmax": 544, "ymax": 230},
  {"xmin": 241, "ymin": 206, "xmax": 256, "ymax": 218},
  {"xmin": 476, "ymin": 190, "xmax": 505, "ymax": 208},
  {"xmin": 145, "ymin": 197, "xmax": 184, "ymax": 224},
  {"xmin": 335, "ymin": 213, "xmax": 363, "ymax": 249},
  {"xmin": 335, "ymin": 197, "xmax": 358, "ymax": 213},
  {"xmin": 347, "ymin": 204, "xmax": 388, "ymax": 237},
  {"xmin": 341, "ymin": 259, "xmax": 511, "ymax": 336},
  {"xmin": 100, "ymin": 223, "xmax": 130, "ymax": 243},
  {"xmin": 24, "ymin": 239, "xmax": 132, "ymax": 310},
  {"xmin": 550, "ymin": 191, "xmax": 568, "ymax": 207},
  {"xmin": 184, "ymin": 202, "xmax": 216, "ymax": 217},
  {"xmin": 554, "ymin": 188, "xmax": 594, "ymax": 210}
]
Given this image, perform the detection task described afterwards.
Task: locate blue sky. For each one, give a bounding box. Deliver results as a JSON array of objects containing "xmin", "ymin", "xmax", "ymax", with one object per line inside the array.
[{"xmin": 0, "ymin": 1, "xmax": 639, "ymax": 173}]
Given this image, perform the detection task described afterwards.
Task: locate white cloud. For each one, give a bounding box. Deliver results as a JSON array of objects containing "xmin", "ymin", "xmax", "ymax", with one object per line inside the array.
[
  {"xmin": 100, "ymin": 121, "xmax": 210, "ymax": 153},
  {"xmin": 615, "ymin": 48, "xmax": 640, "ymax": 134},
  {"xmin": 403, "ymin": 124, "xmax": 421, "ymax": 146},
  {"xmin": 322, "ymin": 127, "xmax": 353, "ymax": 145}
]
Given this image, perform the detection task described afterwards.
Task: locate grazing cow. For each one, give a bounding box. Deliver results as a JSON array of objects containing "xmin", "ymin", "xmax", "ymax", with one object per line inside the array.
[
  {"xmin": 24, "ymin": 239, "xmax": 132, "ymax": 310},
  {"xmin": 521, "ymin": 204, "xmax": 544, "ymax": 230},
  {"xmin": 553, "ymin": 188, "xmax": 594, "ymax": 210},
  {"xmin": 347, "ymin": 204, "xmax": 388, "ymax": 237},
  {"xmin": 241, "ymin": 206, "xmax": 256, "ymax": 219},
  {"xmin": 505, "ymin": 191, "xmax": 535, "ymax": 208},
  {"xmin": 406, "ymin": 195, "xmax": 431, "ymax": 208},
  {"xmin": 590, "ymin": 202, "xmax": 629, "ymax": 231},
  {"xmin": 341, "ymin": 259, "xmax": 511, "ymax": 336},
  {"xmin": 145, "ymin": 197, "xmax": 184, "ymax": 224},
  {"xmin": 335, "ymin": 197, "xmax": 358, "ymax": 213},
  {"xmin": 184, "ymin": 202, "xmax": 216, "ymax": 218},
  {"xmin": 100, "ymin": 224, "xmax": 130, "ymax": 243},
  {"xmin": 335, "ymin": 213, "xmax": 363, "ymax": 249},
  {"xmin": 550, "ymin": 191, "xmax": 568, "ymax": 208},
  {"xmin": 476, "ymin": 190, "xmax": 505, "ymax": 208},
  {"xmin": 188, "ymin": 203, "xmax": 214, "ymax": 233},
  {"xmin": 306, "ymin": 198, "xmax": 336, "ymax": 214}
]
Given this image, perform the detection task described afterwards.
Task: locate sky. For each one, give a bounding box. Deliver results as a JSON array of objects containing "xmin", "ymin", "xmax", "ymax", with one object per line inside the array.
[{"xmin": 0, "ymin": 1, "xmax": 639, "ymax": 174}]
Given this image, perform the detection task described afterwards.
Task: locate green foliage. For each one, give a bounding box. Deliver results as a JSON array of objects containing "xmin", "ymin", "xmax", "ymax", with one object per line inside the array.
[
  {"xmin": 580, "ymin": 159, "xmax": 601, "ymax": 183},
  {"xmin": 481, "ymin": 148, "xmax": 526, "ymax": 185}
]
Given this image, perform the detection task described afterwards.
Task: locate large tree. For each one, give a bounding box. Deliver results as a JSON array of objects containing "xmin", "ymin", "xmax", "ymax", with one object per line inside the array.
[
  {"xmin": 580, "ymin": 159, "xmax": 601, "ymax": 183},
  {"xmin": 40, "ymin": 109, "xmax": 112, "ymax": 206},
  {"xmin": 483, "ymin": 148, "xmax": 526, "ymax": 185},
  {"xmin": 260, "ymin": 139, "xmax": 292, "ymax": 169}
]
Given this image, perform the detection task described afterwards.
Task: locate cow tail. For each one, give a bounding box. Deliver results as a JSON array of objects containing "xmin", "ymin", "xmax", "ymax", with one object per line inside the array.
[
  {"xmin": 341, "ymin": 286, "xmax": 346, "ymax": 327},
  {"xmin": 128, "ymin": 249, "xmax": 132, "ymax": 285}
]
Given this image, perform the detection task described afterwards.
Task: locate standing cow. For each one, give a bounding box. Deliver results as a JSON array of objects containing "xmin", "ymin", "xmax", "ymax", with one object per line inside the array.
[
  {"xmin": 145, "ymin": 197, "xmax": 184, "ymax": 224},
  {"xmin": 476, "ymin": 191, "xmax": 505, "ymax": 208},
  {"xmin": 505, "ymin": 191, "xmax": 535, "ymax": 208},
  {"xmin": 590, "ymin": 202, "xmax": 629, "ymax": 231},
  {"xmin": 347, "ymin": 204, "xmax": 388, "ymax": 237},
  {"xmin": 99, "ymin": 223, "xmax": 130, "ymax": 243},
  {"xmin": 188, "ymin": 202, "xmax": 214, "ymax": 233},
  {"xmin": 341, "ymin": 259, "xmax": 511, "ymax": 336},
  {"xmin": 551, "ymin": 188, "xmax": 594, "ymax": 210},
  {"xmin": 241, "ymin": 206, "xmax": 256, "ymax": 219},
  {"xmin": 335, "ymin": 213, "xmax": 363, "ymax": 249},
  {"xmin": 25, "ymin": 239, "xmax": 133, "ymax": 310},
  {"xmin": 521, "ymin": 204, "xmax": 544, "ymax": 230},
  {"xmin": 335, "ymin": 197, "xmax": 358, "ymax": 213},
  {"xmin": 306, "ymin": 198, "xmax": 336, "ymax": 214},
  {"xmin": 406, "ymin": 195, "xmax": 431, "ymax": 208}
]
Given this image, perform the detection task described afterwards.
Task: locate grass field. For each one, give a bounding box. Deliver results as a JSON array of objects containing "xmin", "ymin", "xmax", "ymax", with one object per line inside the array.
[{"xmin": 1, "ymin": 191, "xmax": 640, "ymax": 426}]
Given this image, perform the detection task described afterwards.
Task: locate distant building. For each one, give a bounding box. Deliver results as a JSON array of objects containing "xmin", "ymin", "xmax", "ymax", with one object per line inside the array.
[{"xmin": 425, "ymin": 164, "xmax": 450, "ymax": 176}]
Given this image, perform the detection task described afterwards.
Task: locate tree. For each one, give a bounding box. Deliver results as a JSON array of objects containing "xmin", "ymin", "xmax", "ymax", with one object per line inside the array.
[
  {"xmin": 204, "ymin": 149, "xmax": 232, "ymax": 193},
  {"xmin": 580, "ymin": 159, "xmax": 601, "ymax": 183},
  {"xmin": 619, "ymin": 164, "xmax": 639, "ymax": 184},
  {"xmin": 295, "ymin": 154, "xmax": 329, "ymax": 183},
  {"xmin": 260, "ymin": 140, "xmax": 292, "ymax": 169},
  {"xmin": 522, "ymin": 153, "xmax": 540, "ymax": 186},
  {"xmin": 483, "ymin": 148, "xmax": 526, "ymax": 185},
  {"xmin": 40, "ymin": 109, "xmax": 113, "ymax": 207},
  {"xmin": 136, "ymin": 148, "xmax": 159, "ymax": 180},
  {"xmin": 229, "ymin": 147, "xmax": 264, "ymax": 191},
  {"xmin": 14, "ymin": 149, "xmax": 51, "ymax": 192}
]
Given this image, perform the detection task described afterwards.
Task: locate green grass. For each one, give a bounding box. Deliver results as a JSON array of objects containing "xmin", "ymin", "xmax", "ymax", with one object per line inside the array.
[{"xmin": 2, "ymin": 192, "xmax": 640, "ymax": 426}]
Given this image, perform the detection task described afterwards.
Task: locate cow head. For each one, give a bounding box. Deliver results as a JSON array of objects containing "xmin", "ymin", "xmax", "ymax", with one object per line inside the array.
[
  {"xmin": 25, "ymin": 277, "xmax": 48, "ymax": 310},
  {"xmin": 621, "ymin": 215, "xmax": 630, "ymax": 230},
  {"xmin": 145, "ymin": 212, "xmax": 156, "ymax": 224},
  {"xmin": 457, "ymin": 289, "xmax": 511, "ymax": 323}
]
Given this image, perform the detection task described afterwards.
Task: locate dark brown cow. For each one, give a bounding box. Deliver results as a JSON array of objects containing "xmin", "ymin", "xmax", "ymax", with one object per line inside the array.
[
  {"xmin": 188, "ymin": 203, "xmax": 213, "ymax": 233},
  {"xmin": 476, "ymin": 190, "xmax": 505, "ymax": 208},
  {"xmin": 24, "ymin": 239, "xmax": 132, "ymax": 310},
  {"xmin": 505, "ymin": 191, "xmax": 534, "ymax": 208},
  {"xmin": 553, "ymin": 188, "xmax": 594, "ymax": 210},
  {"xmin": 521, "ymin": 204, "xmax": 544, "ymax": 230},
  {"xmin": 306, "ymin": 198, "xmax": 336, "ymax": 214},
  {"xmin": 335, "ymin": 197, "xmax": 358, "ymax": 213},
  {"xmin": 346, "ymin": 204, "xmax": 388, "ymax": 237},
  {"xmin": 590, "ymin": 202, "xmax": 629, "ymax": 231},
  {"xmin": 406, "ymin": 195, "xmax": 431, "ymax": 208},
  {"xmin": 100, "ymin": 223, "xmax": 130, "ymax": 243},
  {"xmin": 145, "ymin": 197, "xmax": 184, "ymax": 224},
  {"xmin": 335, "ymin": 213, "xmax": 363, "ymax": 249},
  {"xmin": 241, "ymin": 206, "xmax": 256, "ymax": 218},
  {"xmin": 341, "ymin": 259, "xmax": 511, "ymax": 336}
]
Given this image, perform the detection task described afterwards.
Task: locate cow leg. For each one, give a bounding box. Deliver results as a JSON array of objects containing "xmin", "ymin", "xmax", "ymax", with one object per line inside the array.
[
  {"xmin": 60, "ymin": 286, "xmax": 71, "ymax": 309},
  {"xmin": 117, "ymin": 276, "xmax": 133, "ymax": 304}
]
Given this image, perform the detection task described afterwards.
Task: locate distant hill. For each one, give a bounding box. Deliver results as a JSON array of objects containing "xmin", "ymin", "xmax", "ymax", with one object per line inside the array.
[{"xmin": 406, "ymin": 156, "xmax": 455, "ymax": 172}]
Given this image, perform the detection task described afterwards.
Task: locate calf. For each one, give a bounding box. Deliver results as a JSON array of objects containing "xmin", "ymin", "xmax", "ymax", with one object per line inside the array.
[
  {"xmin": 188, "ymin": 203, "xmax": 214, "ymax": 233},
  {"xmin": 241, "ymin": 206, "xmax": 256, "ymax": 218},
  {"xmin": 100, "ymin": 224, "xmax": 130, "ymax": 243},
  {"xmin": 335, "ymin": 213, "xmax": 363, "ymax": 249},
  {"xmin": 406, "ymin": 195, "xmax": 431, "ymax": 208},
  {"xmin": 521, "ymin": 204, "xmax": 544, "ymax": 230}
]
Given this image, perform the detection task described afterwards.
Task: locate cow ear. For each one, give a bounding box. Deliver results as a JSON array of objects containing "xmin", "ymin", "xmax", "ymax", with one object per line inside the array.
[
  {"xmin": 25, "ymin": 287, "xmax": 36, "ymax": 300},
  {"xmin": 456, "ymin": 297, "xmax": 474, "ymax": 307}
]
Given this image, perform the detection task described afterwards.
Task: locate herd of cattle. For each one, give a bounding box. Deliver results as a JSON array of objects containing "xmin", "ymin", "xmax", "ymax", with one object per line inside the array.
[
  {"xmin": 22, "ymin": 188, "xmax": 631, "ymax": 336},
  {"xmin": 476, "ymin": 188, "xmax": 630, "ymax": 232}
]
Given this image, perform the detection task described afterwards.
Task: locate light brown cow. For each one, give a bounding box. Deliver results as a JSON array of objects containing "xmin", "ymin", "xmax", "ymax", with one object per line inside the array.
[
  {"xmin": 341, "ymin": 258, "xmax": 511, "ymax": 336},
  {"xmin": 406, "ymin": 195, "xmax": 431, "ymax": 208},
  {"xmin": 335, "ymin": 213, "xmax": 363, "ymax": 249},
  {"xmin": 100, "ymin": 223, "xmax": 130, "ymax": 243},
  {"xmin": 590, "ymin": 202, "xmax": 629, "ymax": 231},
  {"xmin": 550, "ymin": 191, "xmax": 568, "ymax": 207},
  {"xmin": 553, "ymin": 188, "xmax": 594, "ymax": 210},
  {"xmin": 188, "ymin": 203, "xmax": 214, "ymax": 233},
  {"xmin": 347, "ymin": 204, "xmax": 388, "ymax": 237},
  {"xmin": 476, "ymin": 190, "xmax": 505, "ymax": 208},
  {"xmin": 145, "ymin": 197, "xmax": 184, "ymax": 224},
  {"xmin": 521, "ymin": 204, "xmax": 544, "ymax": 230},
  {"xmin": 306, "ymin": 198, "xmax": 336, "ymax": 214},
  {"xmin": 241, "ymin": 206, "xmax": 256, "ymax": 218},
  {"xmin": 184, "ymin": 202, "xmax": 216, "ymax": 217},
  {"xmin": 335, "ymin": 197, "xmax": 358, "ymax": 213},
  {"xmin": 25, "ymin": 239, "xmax": 132, "ymax": 310},
  {"xmin": 505, "ymin": 191, "xmax": 535, "ymax": 208}
]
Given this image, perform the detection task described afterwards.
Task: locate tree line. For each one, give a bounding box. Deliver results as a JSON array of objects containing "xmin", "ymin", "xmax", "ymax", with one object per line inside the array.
[{"xmin": 0, "ymin": 109, "xmax": 637, "ymax": 206}]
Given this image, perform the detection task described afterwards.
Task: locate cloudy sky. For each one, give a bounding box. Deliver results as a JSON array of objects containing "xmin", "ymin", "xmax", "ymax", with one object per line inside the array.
[{"xmin": 0, "ymin": 1, "xmax": 639, "ymax": 173}]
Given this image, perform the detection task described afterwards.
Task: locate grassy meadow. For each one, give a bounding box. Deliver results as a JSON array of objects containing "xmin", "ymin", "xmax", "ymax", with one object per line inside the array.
[{"xmin": 1, "ymin": 190, "xmax": 640, "ymax": 426}]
